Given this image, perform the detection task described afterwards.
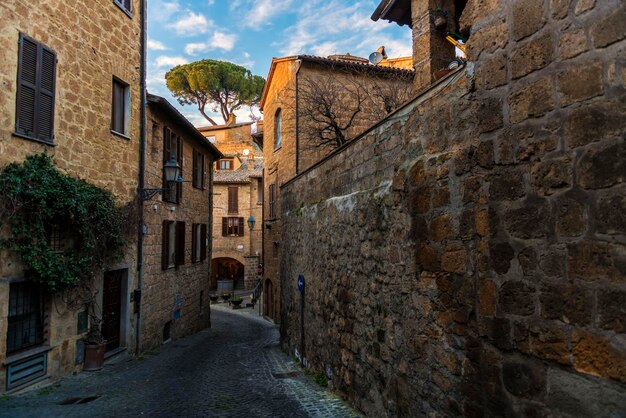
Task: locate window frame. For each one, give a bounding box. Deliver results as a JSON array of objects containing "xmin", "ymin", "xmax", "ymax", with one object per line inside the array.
[
  {"xmin": 192, "ymin": 149, "xmax": 205, "ymax": 190},
  {"xmin": 14, "ymin": 33, "xmax": 57, "ymax": 146},
  {"xmin": 111, "ymin": 77, "xmax": 130, "ymax": 137},
  {"xmin": 162, "ymin": 220, "xmax": 186, "ymax": 270},
  {"xmin": 113, "ymin": 0, "xmax": 133, "ymax": 17},
  {"xmin": 217, "ymin": 159, "xmax": 233, "ymax": 171},
  {"xmin": 274, "ymin": 108, "xmax": 282, "ymax": 150},
  {"xmin": 7, "ymin": 281, "xmax": 45, "ymax": 355},
  {"xmin": 222, "ymin": 217, "xmax": 244, "ymax": 237},
  {"xmin": 163, "ymin": 126, "xmax": 183, "ymax": 204}
]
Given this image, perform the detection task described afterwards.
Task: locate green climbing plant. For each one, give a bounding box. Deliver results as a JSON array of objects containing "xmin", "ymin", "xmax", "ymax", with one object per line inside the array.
[{"xmin": 0, "ymin": 154, "xmax": 130, "ymax": 292}]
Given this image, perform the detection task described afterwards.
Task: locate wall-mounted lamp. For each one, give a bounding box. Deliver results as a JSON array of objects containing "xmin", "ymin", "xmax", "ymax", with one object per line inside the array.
[
  {"xmin": 141, "ymin": 158, "xmax": 181, "ymax": 200},
  {"xmin": 247, "ymin": 215, "xmax": 256, "ymax": 231}
]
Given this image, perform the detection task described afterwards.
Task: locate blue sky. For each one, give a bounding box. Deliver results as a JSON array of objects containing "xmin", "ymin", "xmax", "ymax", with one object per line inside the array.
[{"xmin": 147, "ymin": 0, "xmax": 412, "ymax": 127}]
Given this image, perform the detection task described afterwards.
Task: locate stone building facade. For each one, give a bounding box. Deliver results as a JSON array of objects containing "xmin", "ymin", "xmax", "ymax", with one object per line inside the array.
[
  {"xmin": 141, "ymin": 94, "xmax": 221, "ymax": 351},
  {"xmin": 199, "ymin": 122, "xmax": 263, "ymax": 293},
  {"xmin": 281, "ymin": 0, "xmax": 626, "ymax": 416},
  {"xmin": 0, "ymin": 0, "xmax": 142, "ymax": 392},
  {"xmin": 259, "ymin": 55, "xmax": 414, "ymax": 322}
]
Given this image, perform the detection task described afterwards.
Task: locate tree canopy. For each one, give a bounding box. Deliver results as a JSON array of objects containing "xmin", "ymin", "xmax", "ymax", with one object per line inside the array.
[{"xmin": 165, "ymin": 59, "xmax": 265, "ymax": 125}]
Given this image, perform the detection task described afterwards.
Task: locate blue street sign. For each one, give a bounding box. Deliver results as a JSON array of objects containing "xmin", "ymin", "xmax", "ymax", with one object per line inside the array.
[{"xmin": 297, "ymin": 274, "xmax": 305, "ymax": 293}]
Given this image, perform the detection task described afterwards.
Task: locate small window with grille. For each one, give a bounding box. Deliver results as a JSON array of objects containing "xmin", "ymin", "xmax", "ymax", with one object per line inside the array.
[{"xmin": 7, "ymin": 281, "xmax": 45, "ymax": 354}]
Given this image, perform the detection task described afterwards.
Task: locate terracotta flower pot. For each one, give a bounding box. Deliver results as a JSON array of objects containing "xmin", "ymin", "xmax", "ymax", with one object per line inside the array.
[
  {"xmin": 232, "ymin": 299, "xmax": 243, "ymax": 307},
  {"xmin": 83, "ymin": 341, "xmax": 106, "ymax": 371}
]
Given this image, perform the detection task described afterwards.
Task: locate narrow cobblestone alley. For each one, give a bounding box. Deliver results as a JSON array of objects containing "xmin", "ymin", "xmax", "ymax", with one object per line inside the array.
[{"xmin": 0, "ymin": 305, "xmax": 359, "ymax": 418}]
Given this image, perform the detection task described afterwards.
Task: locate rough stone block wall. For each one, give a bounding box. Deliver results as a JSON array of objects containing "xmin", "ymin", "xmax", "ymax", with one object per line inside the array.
[
  {"xmin": 141, "ymin": 108, "xmax": 213, "ymax": 351},
  {"xmin": 280, "ymin": 0, "xmax": 626, "ymax": 416},
  {"xmin": 0, "ymin": 0, "xmax": 141, "ymax": 391}
]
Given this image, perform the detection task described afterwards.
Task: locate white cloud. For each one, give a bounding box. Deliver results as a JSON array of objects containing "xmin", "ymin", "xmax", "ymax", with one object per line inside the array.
[
  {"xmin": 184, "ymin": 31, "xmax": 237, "ymax": 55},
  {"xmin": 168, "ymin": 11, "xmax": 213, "ymax": 36},
  {"xmin": 230, "ymin": 0, "xmax": 294, "ymax": 29},
  {"xmin": 149, "ymin": 0, "xmax": 180, "ymax": 22},
  {"xmin": 277, "ymin": 0, "xmax": 411, "ymax": 59},
  {"xmin": 155, "ymin": 55, "xmax": 188, "ymax": 68},
  {"xmin": 148, "ymin": 39, "xmax": 168, "ymax": 51}
]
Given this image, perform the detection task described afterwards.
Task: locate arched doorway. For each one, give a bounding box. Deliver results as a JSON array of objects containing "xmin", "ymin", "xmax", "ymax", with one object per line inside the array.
[
  {"xmin": 211, "ymin": 258, "xmax": 245, "ymax": 291},
  {"xmin": 264, "ymin": 279, "xmax": 274, "ymax": 319}
]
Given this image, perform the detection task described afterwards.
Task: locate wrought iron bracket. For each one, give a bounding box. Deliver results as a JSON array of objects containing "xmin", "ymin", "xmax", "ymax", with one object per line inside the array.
[{"xmin": 141, "ymin": 188, "xmax": 163, "ymax": 201}]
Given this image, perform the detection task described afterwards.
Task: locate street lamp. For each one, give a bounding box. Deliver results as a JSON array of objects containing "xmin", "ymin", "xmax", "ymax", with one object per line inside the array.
[
  {"xmin": 142, "ymin": 158, "xmax": 181, "ymax": 200},
  {"xmin": 247, "ymin": 215, "xmax": 256, "ymax": 231}
]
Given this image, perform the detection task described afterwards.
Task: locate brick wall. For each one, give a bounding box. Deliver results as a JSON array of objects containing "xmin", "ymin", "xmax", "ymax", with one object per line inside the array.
[{"xmin": 280, "ymin": 0, "xmax": 626, "ymax": 415}]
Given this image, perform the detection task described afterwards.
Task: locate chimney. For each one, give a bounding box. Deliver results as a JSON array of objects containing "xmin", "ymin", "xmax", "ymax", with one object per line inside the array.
[{"xmin": 411, "ymin": 0, "xmax": 456, "ymax": 90}]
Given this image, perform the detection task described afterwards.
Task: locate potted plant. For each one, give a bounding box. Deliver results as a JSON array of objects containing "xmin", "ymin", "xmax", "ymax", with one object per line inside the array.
[
  {"xmin": 221, "ymin": 293, "xmax": 231, "ymax": 301},
  {"xmin": 83, "ymin": 316, "xmax": 106, "ymax": 371},
  {"xmin": 231, "ymin": 297, "xmax": 243, "ymax": 308},
  {"xmin": 209, "ymin": 294, "xmax": 219, "ymax": 303}
]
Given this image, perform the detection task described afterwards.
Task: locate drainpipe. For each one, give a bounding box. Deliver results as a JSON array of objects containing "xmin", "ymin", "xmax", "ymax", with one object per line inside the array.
[{"xmin": 135, "ymin": 0, "xmax": 147, "ymax": 355}]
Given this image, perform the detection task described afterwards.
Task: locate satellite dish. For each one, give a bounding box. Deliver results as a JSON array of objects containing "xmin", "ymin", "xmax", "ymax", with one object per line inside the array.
[
  {"xmin": 369, "ymin": 51, "xmax": 384, "ymax": 65},
  {"xmin": 242, "ymin": 149, "xmax": 250, "ymax": 156}
]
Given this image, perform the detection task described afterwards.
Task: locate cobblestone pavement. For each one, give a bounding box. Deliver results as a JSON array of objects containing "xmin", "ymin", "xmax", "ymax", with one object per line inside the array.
[{"xmin": 0, "ymin": 304, "xmax": 360, "ymax": 418}]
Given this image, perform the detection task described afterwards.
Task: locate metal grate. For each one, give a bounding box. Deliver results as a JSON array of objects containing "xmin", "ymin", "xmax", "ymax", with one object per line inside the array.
[
  {"xmin": 7, "ymin": 352, "xmax": 47, "ymax": 390},
  {"xmin": 7, "ymin": 281, "xmax": 44, "ymax": 354}
]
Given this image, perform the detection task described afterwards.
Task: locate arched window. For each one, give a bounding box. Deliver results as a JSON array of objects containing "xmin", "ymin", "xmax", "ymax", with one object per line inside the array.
[{"xmin": 274, "ymin": 108, "xmax": 282, "ymax": 150}]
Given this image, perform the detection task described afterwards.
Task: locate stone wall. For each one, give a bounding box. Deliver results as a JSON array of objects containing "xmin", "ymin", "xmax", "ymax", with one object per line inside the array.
[
  {"xmin": 141, "ymin": 107, "xmax": 214, "ymax": 351},
  {"xmin": 280, "ymin": 0, "xmax": 626, "ymax": 415},
  {"xmin": 0, "ymin": 0, "xmax": 141, "ymax": 392}
]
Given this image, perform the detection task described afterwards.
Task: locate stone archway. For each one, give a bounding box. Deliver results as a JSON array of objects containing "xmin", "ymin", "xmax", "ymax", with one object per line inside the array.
[{"xmin": 211, "ymin": 257, "xmax": 245, "ymax": 291}]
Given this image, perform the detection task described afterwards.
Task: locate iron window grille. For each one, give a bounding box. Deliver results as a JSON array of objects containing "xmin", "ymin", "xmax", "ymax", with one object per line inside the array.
[{"xmin": 7, "ymin": 281, "xmax": 45, "ymax": 354}]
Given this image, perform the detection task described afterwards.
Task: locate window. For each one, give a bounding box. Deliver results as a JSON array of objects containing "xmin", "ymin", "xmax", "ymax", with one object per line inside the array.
[
  {"xmin": 228, "ymin": 187, "xmax": 238, "ymax": 213},
  {"xmin": 111, "ymin": 78, "xmax": 130, "ymax": 136},
  {"xmin": 257, "ymin": 179, "xmax": 263, "ymax": 204},
  {"xmin": 113, "ymin": 0, "xmax": 132, "ymax": 14},
  {"xmin": 274, "ymin": 109, "xmax": 282, "ymax": 150},
  {"xmin": 192, "ymin": 149, "xmax": 205, "ymax": 189},
  {"xmin": 269, "ymin": 184, "xmax": 276, "ymax": 219},
  {"xmin": 163, "ymin": 127, "xmax": 182, "ymax": 203},
  {"xmin": 191, "ymin": 223, "xmax": 207, "ymax": 263},
  {"xmin": 7, "ymin": 281, "xmax": 44, "ymax": 354},
  {"xmin": 15, "ymin": 33, "xmax": 56, "ymax": 144},
  {"xmin": 217, "ymin": 159, "xmax": 233, "ymax": 170},
  {"xmin": 222, "ymin": 217, "xmax": 244, "ymax": 237},
  {"xmin": 162, "ymin": 220, "xmax": 185, "ymax": 269}
]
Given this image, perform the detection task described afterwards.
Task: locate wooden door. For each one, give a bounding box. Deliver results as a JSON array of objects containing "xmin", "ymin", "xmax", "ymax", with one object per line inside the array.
[{"xmin": 102, "ymin": 270, "xmax": 122, "ymax": 352}]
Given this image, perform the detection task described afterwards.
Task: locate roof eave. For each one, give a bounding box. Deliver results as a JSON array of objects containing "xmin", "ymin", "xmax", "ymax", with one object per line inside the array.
[{"xmin": 146, "ymin": 93, "xmax": 223, "ymax": 159}]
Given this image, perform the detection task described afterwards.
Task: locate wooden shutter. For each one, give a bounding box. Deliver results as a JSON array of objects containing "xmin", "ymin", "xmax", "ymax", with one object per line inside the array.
[
  {"xmin": 238, "ymin": 217, "xmax": 244, "ymax": 237},
  {"xmin": 200, "ymin": 224, "xmax": 207, "ymax": 261},
  {"xmin": 222, "ymin": 218, "xmax": 227, "ymax": 236},
  {"xmin": 191, "ymin": 223, "xmax": 197, "ymax": 263},
  {"xmin": 177, "ymin": 136, "xmax": 183, "ymax": 202},
  {"xmin": 161, "ymin": 220, "xmax": 169, "ymax": 270},
  {"xmin": 192, "ymin": 150, "xmax": 198, "ymax": 188},
  {"xmin": 16, "ymin": 34, "xmax": 56, "ymax": 144},
  {"xmin": 200, "ymin": 153, "xmax": 205, "ymax": 190},
  {"xmin": 228, "ymin": 187, "xmax": 238, "ymax": 213},
  {"xmin": 175, "ymin": 221, "xmax": 185, "ymax": 267}
]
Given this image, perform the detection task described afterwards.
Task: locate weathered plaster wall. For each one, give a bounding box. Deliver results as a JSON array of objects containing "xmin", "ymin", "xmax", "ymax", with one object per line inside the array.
[{"xmin": 281, "ymin": 0, "xmax": 626, "ymax": 416}]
